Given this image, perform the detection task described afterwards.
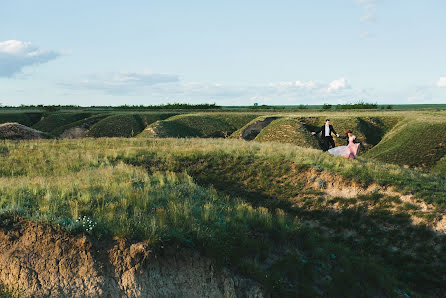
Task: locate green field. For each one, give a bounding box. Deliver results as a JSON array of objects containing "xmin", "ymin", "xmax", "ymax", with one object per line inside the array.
[
  {"xmin": 1, "ymin": 137, "xmax": 446, "ymax": 296},
  {"xmin": 1, "ymin": 107, "xmax": 446, "ymax": 296},
  {"xmin": 2, "ymin": 109, "xmax": 446, "ymax": 172}
]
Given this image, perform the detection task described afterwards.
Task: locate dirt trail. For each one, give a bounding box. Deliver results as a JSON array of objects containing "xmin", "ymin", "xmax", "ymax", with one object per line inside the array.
[{"xmin": 0, "ymin": 220, "xmax": 263, "ymax": 297}]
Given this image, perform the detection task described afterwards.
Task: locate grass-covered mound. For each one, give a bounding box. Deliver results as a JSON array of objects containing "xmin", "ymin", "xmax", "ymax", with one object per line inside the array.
[
  {"xmin": 86, "ymin": 113, "xmax": 178, "ymax": 138},
  {"xmin": 229, "ymin": 116, "xmax": 281, "ymax": 140},
  {"xmin": 138, "ymin": 113, "xmax": 259, "ymax": 138},
  {"xmin": 1, "ymin": 138, "xmax": 446, "ymax": 296},
  {"xmin": 51, "ymin": 113, "xmax": 111, "ymax": 137},
  {"xmin": 232, "ymin": 115, "xmax": 400, "ymax": 152},
  {"xmin": 0, "ymin": 123, "xmax": 50, "ymax": 140},
  {"xmin": 32, "ymin": 112, "xmax": 95, "ymax": 133},
  {"xmin": 254, "ymin": 118, "xmax": 320, "ymax": 148},
  {"xmin": 364, "ymin": 118, "xmax": 446, "ymax": 168},
  {"xmin": 0, "ymin": 112, "xmax": 43, "ymax": 127},
  {"xmin": 298, "ymin": 116, "xmax": 400, "ymax": 151}
]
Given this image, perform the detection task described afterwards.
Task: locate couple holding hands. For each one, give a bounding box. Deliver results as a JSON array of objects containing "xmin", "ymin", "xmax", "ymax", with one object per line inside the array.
[{"xmin": 311, "ymin": 119, "xmax": 360, "ymax": 159}]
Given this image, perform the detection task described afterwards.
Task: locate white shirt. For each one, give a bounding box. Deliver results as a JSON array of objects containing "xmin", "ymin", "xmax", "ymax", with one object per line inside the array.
[{"xmin": 325, "ymin": 125, "xmax": 330, "ymax": 137}]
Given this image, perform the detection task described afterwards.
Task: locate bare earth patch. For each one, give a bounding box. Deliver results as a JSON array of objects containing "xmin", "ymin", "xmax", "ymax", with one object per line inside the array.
[
  {"xmin": 0, "ymin": 220, "xmax": 263, "ymax": 297},
  {"xmin": 300, "ymin": 168, "xmax": 446, "ymax": 234}
]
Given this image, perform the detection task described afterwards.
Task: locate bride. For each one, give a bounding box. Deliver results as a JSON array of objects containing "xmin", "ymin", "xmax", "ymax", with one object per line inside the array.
[{"xmin": 328, "ymin": 130, "xmax": 360, "ymax": 159}]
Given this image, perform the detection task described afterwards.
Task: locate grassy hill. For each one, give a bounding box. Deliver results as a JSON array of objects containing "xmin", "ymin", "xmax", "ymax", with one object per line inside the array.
[
  {"xmin": 254, "ymin": 118, "xmax": 320, "ymax": 148},
  {"xmin": 231, "ymin": 115, "xmax": 400, "ymax": 152},
  {"xmin": 85, "ymin": 113, "xmax": 178, "ymax": 138},
  {"xmin": 51, "ymin": 113, "xmax": 111, "ymax": 137},
  {"xmin": 0, "ymin": 112, "xmax": 43, "ymax": 127},
  {"xmin": 32, "ymin": 112, "xmax": 95, "ymax": 133},
  {"xmin": 1, "ymin": 138, "xmax": 446, "ymax": 296},
  {"xmin": 364, "ymin": 117, "xmax": 446, "ymax": 169},
  {"xmin": 138, "ymin": 113, "xmax": 259, "ymax": 138}
]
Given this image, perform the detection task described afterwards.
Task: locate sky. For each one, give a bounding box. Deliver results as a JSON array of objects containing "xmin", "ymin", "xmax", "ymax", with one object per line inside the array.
[{"xmin": 0, "ymin": 0, "xmax": 445, "ymax": 106}]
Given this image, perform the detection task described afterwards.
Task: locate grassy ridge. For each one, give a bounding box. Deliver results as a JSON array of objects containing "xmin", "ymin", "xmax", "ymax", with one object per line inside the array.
[
  {"xmin": 32, "ymin": 112, "xmax": 95, "ymax": 132},
  {"xmin": 51, "ymin": 114, "xmax": 111, "ymax": 136},
  {"xmin": 364, "ymin": 118, "xmax": 446, "ymax": 168},
  {"xmin": 254, "ymin": 118, "xmax": 320, "ymax": 148},
  {"xmin": 86, "ymin": 113, "xmax": 178, "ymax": 137},
  {"xmin": 297, "ymin": 116, "xmax": 400, "ymax": 150},
  {"xmin": 2, "ymin": 139, "xmax": 446, "ymax": 295},
  {"xmin": 232, "ymin": 115, "xmax": 400, "ymax": 152},
  {"xmin": 0, "ymin": 112, "xmax": 43, "ymax": 127},
  {"xmin": 138, "ymin": 113, "xmax": 260, "ymax": 138},
  {"xmin": 228, "ymin": 115, "xmax": 281, "ymax": 139},
  {"xmin": 1, "ymin": 138, "xmax": 425, "ymax": 296}
]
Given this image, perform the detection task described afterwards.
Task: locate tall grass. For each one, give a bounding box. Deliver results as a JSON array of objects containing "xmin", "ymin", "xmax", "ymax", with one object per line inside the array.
[{"xmin": 2, "ymin": 138, "xmax": 445, "ymax": 295}]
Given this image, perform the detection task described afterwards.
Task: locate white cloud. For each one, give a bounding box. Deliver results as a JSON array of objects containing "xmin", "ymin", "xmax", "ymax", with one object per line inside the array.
[
  {"xmin": 327, "ymin": 78, "xmax": 350, "ymax": 93},
  {"xmin": 437, "ymin": 77, "xmax": 446, "ymax": 87},
  {"xmin": 0, "ymin": 40, "xmax": 61, "ymax": 77},
  {"xmin": 355, "ymin": 0, "xmax": 377, "ymax": 22},
  {"xmin": 59, "ymin": 74, "xmax": 362, "ymax": 105},
  {"xmin": 269, "ymin": 80, "xmax": 316, "ymax": 88},
  {"xmin": 61, "ymin": 71, "xmax": 179, "ymax": 94}
]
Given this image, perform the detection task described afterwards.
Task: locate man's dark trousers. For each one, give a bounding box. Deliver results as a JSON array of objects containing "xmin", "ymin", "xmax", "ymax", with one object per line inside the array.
[{"xmin": 321, "ymin": 136, "xmax": 335, "ymax": 151}]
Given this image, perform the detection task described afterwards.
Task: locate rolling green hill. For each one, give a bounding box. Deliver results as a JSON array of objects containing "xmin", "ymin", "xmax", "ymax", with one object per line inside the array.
[
  {"xmin": 0, "ymin": 112, "xmax": 43, "ymax": 126},
  {"xmin": 364, "ymin": 118, "xmax": 446, "ymax": 169},
  {"xmin": 51, "ymin": 113, "xmax": 111, "ymax": 137},
  {"xmin": 138, "ymin": 113, "xmax": 260, "ymax": 138},
  {"xmin": 232, "ymin": 115, "xmax": 400, "ymax": 152},
  {"xmin": 32, "ymin": 112, "xmax": 95, "ymax": 132},
  {"xmin": 254, "ymin": 118, "xmax": 320, "ymax": 148},
  {"xmin": 1, "ymin": 138, "xmax": 445, "ymax": 296},
  {"xmin": 86, "ymin": 113, "xmax": 178, "ymax": 137}
]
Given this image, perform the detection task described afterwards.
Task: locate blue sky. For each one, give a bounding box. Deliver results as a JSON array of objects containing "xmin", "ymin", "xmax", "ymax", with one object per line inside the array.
[{"xmin": 1, "ymin": 0, "xmax": 445, "ymax": 106}]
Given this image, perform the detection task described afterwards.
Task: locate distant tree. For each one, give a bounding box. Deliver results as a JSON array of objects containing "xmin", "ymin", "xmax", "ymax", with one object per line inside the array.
[{"xmin": 322, "ymin": 103, "xmax": 332, "ymax": 110}]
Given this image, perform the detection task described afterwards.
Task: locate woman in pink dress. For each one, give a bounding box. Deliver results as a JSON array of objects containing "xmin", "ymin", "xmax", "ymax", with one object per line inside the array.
[{"xmin": 327, "ymin": 130, "xmax": 360, "ymax": 159}]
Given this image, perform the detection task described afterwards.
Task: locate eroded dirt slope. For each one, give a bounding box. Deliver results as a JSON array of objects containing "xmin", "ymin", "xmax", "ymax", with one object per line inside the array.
[{"xmin": 0, "ymin": 219, "xmax": 262, "ymax": 297}]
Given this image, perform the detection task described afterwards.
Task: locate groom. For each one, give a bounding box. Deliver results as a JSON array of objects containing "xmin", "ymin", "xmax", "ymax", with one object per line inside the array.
[{"xmin": 311, "ymin": 119, "xmax": 339, "ymax": 151}]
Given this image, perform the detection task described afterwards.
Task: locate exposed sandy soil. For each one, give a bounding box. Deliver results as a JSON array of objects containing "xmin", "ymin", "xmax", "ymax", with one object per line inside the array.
[
  {"xmin": 0, "ymin": 123, "xmax": 48, "ymax": 140},
  {"xmin": 0, "ymin": 220, "xmax": 263, "ymax": 297},
  {"xmin": 239, "ymin": 117, "xmax": 280, "ymax": 140},
  {"xmin": 302, "ymin": 168, "xmax": 446, "ymax": 233},
  {"xmin": 60, "ymin": 127, "xmax": 88, "ymax": 139}
]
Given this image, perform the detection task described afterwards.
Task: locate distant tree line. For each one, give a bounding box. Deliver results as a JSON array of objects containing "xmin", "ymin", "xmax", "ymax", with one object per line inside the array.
[
  {"xmin": 322, "ymin": 101, "xmax": 392, "ymax": 110},
  {"xmin": 0, "ymin": 103, "xmax": 222, "ymax": 111},
  {"xmin": 248, "ymin": 104, "xmax": 286, "ymax": 110}
]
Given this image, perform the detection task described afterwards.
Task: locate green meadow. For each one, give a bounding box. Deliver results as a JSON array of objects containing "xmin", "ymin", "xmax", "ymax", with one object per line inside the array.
[
  {"xmin": 1, "ymin": 107, "xmax": 446, "ymax": 296},
  {"xmin": 1, "ymin": 136, "xmax": 446, "ymax": 297}
]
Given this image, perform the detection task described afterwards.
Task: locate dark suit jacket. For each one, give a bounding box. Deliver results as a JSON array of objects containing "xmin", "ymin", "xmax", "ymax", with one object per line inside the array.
[{"xmin": 314, "ymin": 125, "xmax": 337, "ymax": 138}]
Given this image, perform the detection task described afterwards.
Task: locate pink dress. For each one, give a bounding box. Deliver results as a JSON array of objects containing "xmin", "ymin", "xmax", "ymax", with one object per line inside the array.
[{"xmin": 328, "ymin": 135, "xmax": 360, "ymax": 159}]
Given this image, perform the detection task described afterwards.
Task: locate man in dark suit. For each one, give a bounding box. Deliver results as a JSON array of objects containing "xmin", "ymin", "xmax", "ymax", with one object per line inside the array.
[{"xmin": 311, "ymin": 119, "xmax": 339, "ymax": 151}]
